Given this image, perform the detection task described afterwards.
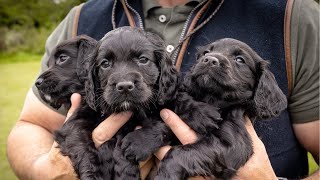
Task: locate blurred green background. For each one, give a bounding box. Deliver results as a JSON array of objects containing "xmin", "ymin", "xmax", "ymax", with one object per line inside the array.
[
  {"xmin": 0, "ymin": 0, "xmax": 84, "ymax": 179},
  {"xmin": 0, "ymin": 0, "xmax": 318, "ymax": 179}
]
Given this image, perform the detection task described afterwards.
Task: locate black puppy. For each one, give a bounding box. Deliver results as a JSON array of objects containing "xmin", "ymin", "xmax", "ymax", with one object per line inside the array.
[
  {"xmin": 155, "ymin": 38, "xmax": 288, "ymax": 180},
  {"xmin": 55, "ymin": 27, "xmax": 179, "ymax": 180},
  {"xmin": 35, "ymin": 35, "xmax": 97, "ymax": 109}
]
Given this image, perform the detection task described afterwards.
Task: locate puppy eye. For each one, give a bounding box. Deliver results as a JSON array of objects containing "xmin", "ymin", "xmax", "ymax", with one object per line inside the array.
[
  {"xmin": 101, "ymin": 59, "xmax": 111, "ymax": 68},
  {"xmin": 138, "ymin": 56, "xmax": 149, "ymax": 64},
  {"xmin": 57, "ymin": 54, "xmax": 69, "ymax": 65},
  {"xmin": 235, "ymin": 56, "xmax": 245, "ymax": 64},
  {"xmin": 204, "ymin": 50, "xmax": 210, "ymax": 55}
]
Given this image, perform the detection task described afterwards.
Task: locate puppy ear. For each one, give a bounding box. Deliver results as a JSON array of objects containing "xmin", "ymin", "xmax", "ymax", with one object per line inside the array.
[
  {"xmin": 144, "ymin": 31, "xmax": 179, "ymax": 105},
  {"xmin": 251, "ymin": 60, "xmax": 287, "ymax": 119},
  {"xmin": 156, "ymin": 51, "xmax": 179, "ymax": 105},
  {"xmin": 84, "ymin": 46, "xmax": 99, "ymax": 111},
  {"xmin": 76, "ymin": 35, "xmax": 97, "ymax": 82}
]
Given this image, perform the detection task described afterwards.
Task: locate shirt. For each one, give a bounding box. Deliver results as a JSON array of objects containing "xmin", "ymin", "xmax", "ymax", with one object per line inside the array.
[{"xmin": 32, "ymin": 0, "xmax": 319, "ymax": 123}]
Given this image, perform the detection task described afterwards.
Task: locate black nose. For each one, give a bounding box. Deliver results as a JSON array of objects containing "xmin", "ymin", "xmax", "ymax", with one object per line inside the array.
[
  {"xmin": 202, "ymin": 56, "xmax": 219, "ymax": 66},
  {"xmin": 116, "ymin": 81, "xmax": 135, "ymax": 92},
  {"xmin": 35, "ymin": 78, "xmax": 43, "ymax": 88}
]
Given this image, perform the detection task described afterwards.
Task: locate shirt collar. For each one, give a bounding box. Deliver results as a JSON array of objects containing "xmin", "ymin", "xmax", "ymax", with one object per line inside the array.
[{"xmin": 142, "ymin": 0, "xmax": 201, "ymax": 17}]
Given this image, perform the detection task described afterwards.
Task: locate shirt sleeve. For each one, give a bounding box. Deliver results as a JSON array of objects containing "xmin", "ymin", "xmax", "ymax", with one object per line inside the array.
[
  {"xmin": 289, "ymin": 0, "xmax": 319, "ymax": 123},
  {"xmin": 31, "ymin": 5, "xmax": 79, "ymax": 115}
]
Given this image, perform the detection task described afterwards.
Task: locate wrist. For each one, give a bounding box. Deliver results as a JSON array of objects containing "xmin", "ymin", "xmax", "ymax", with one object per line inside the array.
[{"xmin": 31, "ymin": 143, "xmax": 77, "ymax": 180}]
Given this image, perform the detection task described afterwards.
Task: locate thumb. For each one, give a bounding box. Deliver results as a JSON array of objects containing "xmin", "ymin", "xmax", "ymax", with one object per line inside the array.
[
  {"xmin": 65, "ymin": 93, "xmax": 82, "ymax": 122},
  {"xmin": 160, "ymin": 109, "xmax": 197, "ymax": 145}
]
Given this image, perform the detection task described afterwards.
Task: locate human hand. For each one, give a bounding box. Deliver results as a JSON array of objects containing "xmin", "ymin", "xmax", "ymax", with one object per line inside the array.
[
  {"xmin": 36, "ymin": 93, "xmax": 153, "ymax": 179},
  {"xmin": 155, "ymin": 109, "xmax": 277, "ymax": 180},
  {"xmin": 233, "ymin": 116, "xmax": 277, "ymax": 180},
  {"xmin": 32, "ymin": 93, "xmax": 83, "ymax": 179}
]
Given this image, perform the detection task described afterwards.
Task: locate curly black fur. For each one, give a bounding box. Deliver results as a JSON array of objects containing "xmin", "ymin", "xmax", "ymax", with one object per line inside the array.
[
  {"xmin": 154, "ymin": 38, "xmax": 288, "ymax": 180},
  {"xmin": 54, "ymin": 27, "xmax": 179, "ymax": 180},
  {"xmin": 35, "ymin": 35, "xmax": 97, "ymax": 109}
]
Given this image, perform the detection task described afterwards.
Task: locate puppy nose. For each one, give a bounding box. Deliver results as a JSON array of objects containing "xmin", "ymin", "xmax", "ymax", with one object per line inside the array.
[
  {"xmin": 116, "ymin": 81, "xmax": 135, "ymax": 92},
  {"xmin": 35, "ymin": 78, "xmax": 43, "ymax": 88},
  {"xmin": 202, "ymin": 56, "xmax": 219, "ymax": 66}
]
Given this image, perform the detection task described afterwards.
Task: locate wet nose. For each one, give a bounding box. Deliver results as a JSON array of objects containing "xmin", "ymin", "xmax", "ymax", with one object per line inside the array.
[
  {"xmin": 116, "ymin": 81, "xmax": 135, "ymax": 92},
  {"xmin": 202, "ymin": 56, "xmax": 219, "ymax": 66},
  {"xmin": 35, "ymin": 78, "xmax": 43, "ymax": 88}
]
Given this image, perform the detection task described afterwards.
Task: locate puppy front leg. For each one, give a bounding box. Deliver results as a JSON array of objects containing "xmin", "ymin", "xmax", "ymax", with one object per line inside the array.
[
  {"xmin": 113, "ymin": 135, "xmax": 141, "ymax": 180},
  {"xmin": 97, "ymin": 138, "xmax": 117, "ymax": 180},
  {"xmin": 155, "ymin": 126, "xmax": 253, "ymax": 180},
  {"xmin": 121, "ymin": 120, "xmax": 173, "ymax": 162},
  {"xmin": 175, "ymin": 92, "xmax": 222, "ymax": 135},
  {"xmin": 155, "ymin": 140, "xmax": 219, "ymax": 180},
  {"xmin": 54, "ymin": 108, "xmax": 104, "ymax": 180}
]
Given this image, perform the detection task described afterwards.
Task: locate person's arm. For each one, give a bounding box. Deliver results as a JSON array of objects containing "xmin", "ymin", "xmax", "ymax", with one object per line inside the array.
[
  {"xmin": 6, "ymin": 5, "xmax": 80, "ymax": 178},
  {"xmin": 7, "ymin": 90, "xmax": 76, "ymax": 179},
  {"xmin": 7, "ymin": 92, "xmax": 153, "ymax": 179},
  {"xmin": 293, "ymin": 121, "xmax": 320, "ymax": 180},
  {"xmin": 288, "ymin": 0, "xmax": 320, "ymax": 178},
  {"xmin": 155, "ymin": 109, "xmax": 278, "ymax": 180}
]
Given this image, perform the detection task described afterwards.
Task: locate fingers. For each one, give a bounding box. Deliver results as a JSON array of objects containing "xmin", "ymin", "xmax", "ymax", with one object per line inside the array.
[
  {"xmin": 154, "ymin": 145, "xmax": 172, "ymax": 160},
  {"xmin": 46, "ymin": 141, "xmax": 78, "ymax": 179},
  {"xmin": 139, "ymin": 156, "xmax": 154, "ymax": 180},
  {"xmin": 65, "ymin": 93, "xmax": 82, "ymax": 122},
  {"xmin": 160, "ymin": 109, "xmax": 198, "ymax": 145},
  {"xmin": 92, "ymin": 111, "xmax": 132, "ymax": 148},
  {"xmin": 155, "ymin": 109, "xmax": 198, "ymax": 161},
  {"xmin": 138, "ymin": 156, "xmax": 152, "ymax": 168},
  {"xmin": 244, "ymin": 116, "xmax": 260, "ymax": 141}
]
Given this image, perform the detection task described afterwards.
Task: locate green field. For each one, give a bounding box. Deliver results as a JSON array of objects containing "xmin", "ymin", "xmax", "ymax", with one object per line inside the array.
[
  {"xmin": 0, "ymin": 54, "xmax": 41, "ymax": 180},
  {"xmin": 0, "ymin": 54, "xmax": 318, "ymax": 179}
]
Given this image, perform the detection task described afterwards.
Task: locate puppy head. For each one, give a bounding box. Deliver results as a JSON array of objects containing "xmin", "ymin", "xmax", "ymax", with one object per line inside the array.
[
  {"xmin": 35, "ymin": 35, "xmax": 97, "ymax": 109},
  {"xmin": 187, "ymin": 38, "xmax": 287, "ymax": 119},
  {"xmin": 85, "ymin": 27, "xmax": 178, "ymax": 113}
]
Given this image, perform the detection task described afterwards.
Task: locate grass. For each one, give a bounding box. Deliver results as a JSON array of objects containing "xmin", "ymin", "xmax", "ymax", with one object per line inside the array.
[
  {"xmin": 0, "ymin": 53, "xmax": 41, "ymax": 180},
  {"xmin": 0, "ymin": 52, "xmax": 43, "ymax": 64},
  {"xmin": 0, "ymin": 53, "xmax": 318, "ymax": 179}
]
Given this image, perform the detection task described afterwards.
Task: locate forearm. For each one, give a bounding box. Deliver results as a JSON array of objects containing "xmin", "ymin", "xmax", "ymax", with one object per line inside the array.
[
  {"xmin": 303, "ymin": 170, "xmax": 320, "ymax": 180},
  {"xmin": 7, "ymin": 120, "xmax": 75, "ymax": 179},
  {"xmin": 7, "ymin": 120, "xmax": 52, "ymax": 178}
]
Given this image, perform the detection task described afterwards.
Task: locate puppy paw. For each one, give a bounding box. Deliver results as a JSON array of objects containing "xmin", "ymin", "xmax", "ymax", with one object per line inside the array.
[
  {"xmin": 188, "ymin": 102, "xmax": 222, "ymax": 134},
  {"xmin": 121, "ymin": 130, "xmax": 159, "ymax": 161}
]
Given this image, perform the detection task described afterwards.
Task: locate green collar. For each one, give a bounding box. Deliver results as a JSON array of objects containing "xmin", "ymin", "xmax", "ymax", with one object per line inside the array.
[{"xmin": 142, "ymin": 0, "xmax": 201, "ymax": 17}]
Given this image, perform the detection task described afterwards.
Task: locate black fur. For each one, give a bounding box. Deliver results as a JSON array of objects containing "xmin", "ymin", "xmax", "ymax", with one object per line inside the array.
[
  {"xmin": 55, "ymin": 27, "xmax": 179, "ymax": 180},
  {"xmin": 155, "ymin": 38, "xmax": 288, "ymax": 180},
  {"xmin": 35, "ymin": 35, "xmax": 97, "ymax": 109}
]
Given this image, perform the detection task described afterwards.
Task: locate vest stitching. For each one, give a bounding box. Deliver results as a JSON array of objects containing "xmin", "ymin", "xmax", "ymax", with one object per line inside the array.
[
  {"xmin": 121, "ymin": 0, "xmax": 136, "ymax": 27},
  {"xmin": 175, "ymin": 0, "xmax": 224, "ymax": 71},
  {"xmin": 71, "ymin": 3, "xmax": 84, "ymax": 38},
  {"xmin": 123, "ymin": 0, "xmax": 144, "ymax": 29},
  {"xmin": 171, "ymin": 0, "xmax": 209, "ymax": 64},
  {"xmin": 111, "ymin": 0, "xmax": 118, "ymax": 29},
  {"xmin": 284, "ymin": 0, "xmax": 294, "ymax": 96}
]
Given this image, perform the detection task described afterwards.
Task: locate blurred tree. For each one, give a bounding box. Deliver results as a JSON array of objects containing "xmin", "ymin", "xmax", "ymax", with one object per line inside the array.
[
  {"xmin": 0, "ymin": 0, "xmax": 86, "ymax": 28},
  {"xmin": 0, "ymin": 0, "xmax": 86, "ymax": 53}
]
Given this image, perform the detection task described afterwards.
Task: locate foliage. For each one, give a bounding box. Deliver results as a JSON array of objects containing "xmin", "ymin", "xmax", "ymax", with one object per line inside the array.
[
  {"xmin": 0, "ymin": 0, "xmax": 85, "ymax": 28},
  {"xmin": 0, "ymin": 0, "xmax": 86, "ymax": 54}
]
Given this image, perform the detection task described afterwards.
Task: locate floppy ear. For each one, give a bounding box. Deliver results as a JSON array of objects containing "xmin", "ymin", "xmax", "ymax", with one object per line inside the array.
[
  {"xmin": 144, "ymin": 30, "xmax": 179, "ymax": 105},
  {"xmin": 76, "ymin": 35, "xmax": 97, "ymax": 82},
  {"xmin": 156, "ymin": 50, "xmax": 179, "ymax": 105},
  {"xmin": 251, "ymin": 60, "xmax": 287, "ymax": 119},
  {"xmin": 84, "ymin": 46, "xmax": 99, "ymax": 111}
]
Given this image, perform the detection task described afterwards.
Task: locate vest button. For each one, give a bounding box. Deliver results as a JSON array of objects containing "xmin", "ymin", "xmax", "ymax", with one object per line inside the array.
[
  {"xmin": 159, "ymin": 15, "xmax": 166, "ymax": 23},
  {"xmin": 166, "ymin": 45, "xmax": 174, "ymax": 53}
]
